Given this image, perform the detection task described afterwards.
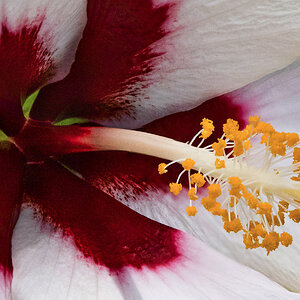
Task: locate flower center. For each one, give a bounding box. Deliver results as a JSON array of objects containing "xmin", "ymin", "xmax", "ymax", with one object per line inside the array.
[{"xmin": 158, "ymin": 116, "xmax": 300, "ymax": 254}]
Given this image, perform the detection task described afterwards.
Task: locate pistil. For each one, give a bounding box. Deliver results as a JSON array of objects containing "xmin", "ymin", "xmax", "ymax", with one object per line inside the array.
[{"xmin": 87, "ymin": 126, "xmax": 300, "ymax": 203}]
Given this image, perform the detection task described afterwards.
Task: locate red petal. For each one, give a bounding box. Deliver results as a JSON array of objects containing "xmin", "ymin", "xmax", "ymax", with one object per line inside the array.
[
  {"xmin": 0, "ymin": 1, "xmax": 87, "ymax": 136},
  {"xmin": 24, "ymin": 159, "xmax": 179, "ymax": 271},
  {"xmin": 0, "ymin": 143, "xmax": 24, "ymax": 298},
  {"xmin": 0, "ymin": 22, "xmax": 50, "ymax": 135},
  {"xmin": 30, "ymin": 0, "xmax": 171, "ymax": 123}
]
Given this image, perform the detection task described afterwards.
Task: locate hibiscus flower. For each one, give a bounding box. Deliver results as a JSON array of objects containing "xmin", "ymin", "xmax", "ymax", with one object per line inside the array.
[{"xmin": 1, "ymin": 1, "xmax": 300, "ymax": 299}]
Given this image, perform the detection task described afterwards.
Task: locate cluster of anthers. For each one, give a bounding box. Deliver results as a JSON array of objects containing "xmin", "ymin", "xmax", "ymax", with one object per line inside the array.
[{"xmin": 158, "ymin": 116, "xmax": 300, "ymax": 254}]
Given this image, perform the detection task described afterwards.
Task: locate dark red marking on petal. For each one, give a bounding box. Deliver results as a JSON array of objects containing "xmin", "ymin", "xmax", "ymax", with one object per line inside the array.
[
  {"xmin": 31, "ymin": 0, "xmax": 172, "ymax": 123},
  {"xmin": 61, "ymin": 96, "xmax": 248, "ymax": 196},
  {"xmin": 24, "ymin": 160, "xmax": 180, "ymax": 271},
  {"xmin": 14, "ymin": 120, "xmax": 95, "ymax": 161},
  {"xmin": 142, "ymin": 95, "xmax": 248, "ymax": 142},
  {"xmin": 0, "ymin": 21, "xmax": 54, "ymax": 136},
  {"xmin": 0, "ymin": 143, "xmax": 24, "ymax": 287}
]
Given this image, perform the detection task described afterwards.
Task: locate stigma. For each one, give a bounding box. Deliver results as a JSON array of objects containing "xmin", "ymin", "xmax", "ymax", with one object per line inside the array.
[{"xmin": 158, "ymin": 116, "xmax": 300, "ymax": 254}]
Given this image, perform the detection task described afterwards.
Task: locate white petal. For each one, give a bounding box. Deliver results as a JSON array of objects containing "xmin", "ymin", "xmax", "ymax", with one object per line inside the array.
[
  {"xmin": 228, "ymin": 60, "xmax": 300, "ymax": 132},
  {"xmin": 0, "ymin": 0, "xmax": 87, "ymax": 84},
  {"xmin": 102, "ymin": 0, "xmax": 300, "ymax": 129},
  {"xmin": 91, "ymin": 177, "xmax": 300, "ymax": 294},
  {"xmin": 12, "ymin": 207, "xmax": 298, "ymax": 300}
]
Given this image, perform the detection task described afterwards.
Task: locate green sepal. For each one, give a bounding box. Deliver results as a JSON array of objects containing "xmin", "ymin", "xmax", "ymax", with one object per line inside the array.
[
  {"xmin": 54, "ymin": 117, "xmax": 89, "ymax": 126},
  {"xmin": 22, "ymin": 90, "xmax": 40, "ymax": 118}
]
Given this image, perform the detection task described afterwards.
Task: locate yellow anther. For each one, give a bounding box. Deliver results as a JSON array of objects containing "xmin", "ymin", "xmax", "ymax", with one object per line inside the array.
[
  {"xmin": 190, "ymin": 173, "xmax": 206, "ymax": 187},
  {"xmin": 261, "ymin": 232, "xmax": 280, "ymax": 255},
  {"xmin": 265, "ymin": 212, "xmax": 285, "ymax": 227},
  {"xmin": 228, "ymin": 177, "xmax": 243, "ymax": 199},
  {"xmin": 278, "ymin": 200, "xmax": 289, "ymax": 212},
  {"xmin": 294, "ymin": 147, "xmax": 300, "ymax": 163},
  {"xmin": 244, "ymin": 124, "xmax": 256, "ymax": 135},
  {"xmin": 239, "ymin": 129, "xmax": 251, "ymax": 141},
  {"xmin": 201, "ymin": 182, "xmax": 227, "ymax": 216},
  {"xmin": 188, "ymin": 187, "xmax": 198, "ymax": 201},
  {"xmin": 228, "ymin": 177, "xmax": 242, "ymax": 188},
  {"xmin": 222, "ymin": 211, "xmax": 236, "ymax": 223},
  {"xmin": 250, "ymin": 223, "xmax": 266, "ymax": 237},
  {"xmin": 273, "ymin": 132, "xmax": 287, "ymax": 143},
  {"xmin": 260, "ymin": 133, "xmax": 269, "ymax": 145},
  {"xmin": 182, "ymin": 158, "xmax": 195, "ymax": 170},
  {"xmin": 286, "ymin": 133, "xmax": 299, "ymax": 147},
  {"xmin": 243, "ymin": 234, "xmax": 259, "ymax": 249},
  {"xmin": 223, "ymin": 119, "xmax": 239, "ymax": 140},
  {"xmin": 201, "ymin": 196, "xmax": 218, "ymax": 211},
  {"xmin": 169, "ymin": 183, "xmax": 182, "ymax": 196},
  {"xmin": 292, "ymin": 149, "xmax": 300, "ymax": 181},
  {"xmin": 215, "ymin": 159, "xmax": 225, "ymax": 169},
  {"xmin": 158, "ymin": 163, "xmax": 168, "ymax": 175},
  {"xmin": 269, "ymin": 140, "xmax": 286, "ymax": 156},
  {"xmin": 200, "ymin": 118, "xmax": 214, "ymax": 132},
  {"xmin": 229, "ymin": 129, "xmax": 250, "ymax": 157},
  {"xmin": 200, "ymin": 118, "xmax": 214, "ymax": 139},
  {"xmin": 266, "ymin": 132, "xmax": 288, "ymax": 156},
  {"xmin": 233, "ymin": 139, "xmax": 244, "ymax": 156},
  {"xmin": 247, "ymin": 221, "xmax": 257, "ymax": 231},
  {"xmin": 201, "ymin": 130, "xmax": 213, "ymax": 139},
  {"xmin": 248, "ymin": 115, "xmax": 260, "ymax": 127},
  {"xmin": 244, "ymin": 140, "xmax": 251, "ymax": 151},
  {"xmin": 209, "ymin": 203, "xmax": 227, "ymax": 216},
  {"xmin": 186, "ymin": 206, "xmax": 197, "ymax": 216},
  {"xmin": 289, "ymin": 209, "xmax": 300, "ymax": 223},
  {"xmin": 274, "ymin": 212, "xmax": 285, "ymax": 226},
  {"xmin": 292, "ymin": 174, "xmax": 300, "ymax": 182},
  {"xmin": 207, "ymin": 183, "xmax": 222, "ymax": 198},
  {"xmin": 280, "ymin": 232, "xmax": 293, "ymax": 247},
  {"xmin": 257, "ymin": 202, "xmax": 273, "ymax": 215},
  {"xmin": 231, "ymin": 130, "xmax": 242, "ymax": 141},
  {"xmin": 224, "ymin": 218, "xmax": 243, "ymax": 233},
  {"xmin": 212, "ymin": 139, "xmax": 227, "ymax": 156},
  {"xmin": 229, "ymin": 196, "xmax": 237, "ymax": 207},
  {"xmin": 244, "ymin": 192, "xmax": 258, "ymax": 209},
  {"xmin": 256, "ymin": 122, "xmax": 275, "ymax": 135}
]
